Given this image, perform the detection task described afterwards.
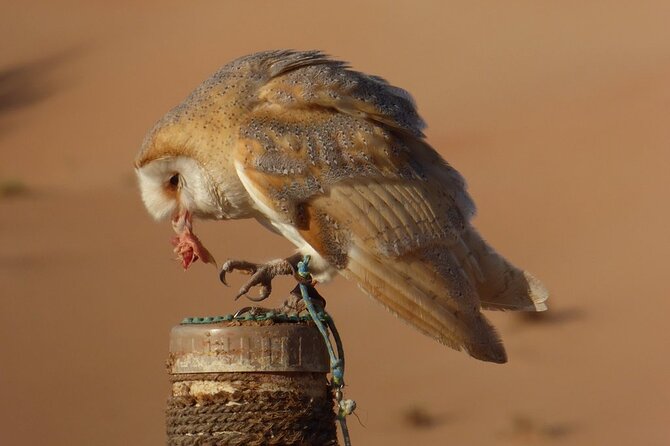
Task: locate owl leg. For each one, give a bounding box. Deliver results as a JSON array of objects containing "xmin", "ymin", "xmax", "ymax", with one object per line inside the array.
[{"xmin": 219, "ymin": 253, "xmax": 302, "ymax": 302}]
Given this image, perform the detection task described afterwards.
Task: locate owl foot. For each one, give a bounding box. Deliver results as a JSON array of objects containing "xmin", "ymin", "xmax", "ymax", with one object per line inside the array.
[{"xmin": 219, "ymin": 254, "xmax": 301, "ymax": 302}]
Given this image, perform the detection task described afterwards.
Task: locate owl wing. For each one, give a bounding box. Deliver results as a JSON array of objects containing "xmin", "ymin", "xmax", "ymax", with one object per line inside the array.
[{"xmin": 232, "ymin": 52, "xmax": 547, "ymax": 362}]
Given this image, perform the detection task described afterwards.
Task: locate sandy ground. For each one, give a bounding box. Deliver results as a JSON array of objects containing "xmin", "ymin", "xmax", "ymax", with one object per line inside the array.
[{"xmin": 1, "ymin": 1, "xmax": 669, "ymax": 445}]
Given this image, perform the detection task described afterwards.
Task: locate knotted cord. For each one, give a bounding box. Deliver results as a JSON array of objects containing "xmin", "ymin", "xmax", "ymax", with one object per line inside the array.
[{"xmin": 297, "ymin": 255, "xmax": 355, "ymax": 446}]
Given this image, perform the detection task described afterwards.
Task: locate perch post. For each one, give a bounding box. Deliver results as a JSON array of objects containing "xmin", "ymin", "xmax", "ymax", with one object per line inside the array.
[{"xmin": 166, "ymin": 314, "xmax": 338, "ymax": 445}]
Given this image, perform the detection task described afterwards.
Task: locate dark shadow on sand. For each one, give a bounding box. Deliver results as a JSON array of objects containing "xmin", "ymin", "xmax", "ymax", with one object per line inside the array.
[{"xmin": 0, "ymin": 48, "xmax": 82, "ymax": 136}]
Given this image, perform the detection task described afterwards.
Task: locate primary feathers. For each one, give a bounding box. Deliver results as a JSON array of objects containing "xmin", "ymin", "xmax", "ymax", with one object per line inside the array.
[{"xmin": 135, "ymin": 50, "xmax": 548, "ymax": 363}]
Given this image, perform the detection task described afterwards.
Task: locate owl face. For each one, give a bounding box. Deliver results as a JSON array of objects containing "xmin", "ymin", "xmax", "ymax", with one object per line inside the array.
[
  {"xmin": 136, "ymin": 155, "xmax": 222, "ymax": 269},
  {"xmin": 136, "ymin": 155, "xmax": 226, "ymax": 224}
]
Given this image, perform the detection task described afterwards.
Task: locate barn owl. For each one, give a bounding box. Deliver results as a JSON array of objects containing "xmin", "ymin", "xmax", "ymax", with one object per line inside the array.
[{"xmin": 135, "ymin": 50, "xmax": 548, "ymax": 363}]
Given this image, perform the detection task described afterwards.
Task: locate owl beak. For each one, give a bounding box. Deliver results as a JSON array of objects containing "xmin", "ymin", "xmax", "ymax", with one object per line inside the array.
[{"xmin": 170, "ymin": 209, "xmax": 217, "ymax": 270}]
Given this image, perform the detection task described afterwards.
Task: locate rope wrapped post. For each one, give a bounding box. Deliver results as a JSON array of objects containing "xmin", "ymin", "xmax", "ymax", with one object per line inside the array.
[{"xmin": 166, "ymin": 312, "xmax": 338, "ymax": 445}]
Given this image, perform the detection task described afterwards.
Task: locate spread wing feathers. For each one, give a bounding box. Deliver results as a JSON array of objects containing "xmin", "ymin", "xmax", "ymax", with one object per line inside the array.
[{"xmin": 231, "ymin": 51, "xmax": 548, "ymax": 361}]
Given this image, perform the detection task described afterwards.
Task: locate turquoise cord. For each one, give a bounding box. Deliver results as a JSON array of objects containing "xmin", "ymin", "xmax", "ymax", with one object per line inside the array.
[{"xmin": 297, "ymin": 255, "xmax": 354, "ymax": 446}]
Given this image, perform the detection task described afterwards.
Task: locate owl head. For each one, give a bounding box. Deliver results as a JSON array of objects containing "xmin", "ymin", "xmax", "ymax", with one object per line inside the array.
[
  {"xmin": 136, "ymin": 154, "xmax": 222, "ymax": 223},
  {"xmin": 134, "ymin": 123, "xmax": 229, "ymax": 269}
]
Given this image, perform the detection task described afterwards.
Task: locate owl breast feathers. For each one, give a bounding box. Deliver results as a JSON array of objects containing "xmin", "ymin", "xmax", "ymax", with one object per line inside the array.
[{"xmin": 135, "ymin": 50, "xmax": 548, "ymax": 363}]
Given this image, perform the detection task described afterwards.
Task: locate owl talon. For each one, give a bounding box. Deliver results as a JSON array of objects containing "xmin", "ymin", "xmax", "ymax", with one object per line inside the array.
[
  {"xmin": 220, "ymin": 260, "xmax": 259, "ymax": 286},
  {"xmin": 234, "ymin": 265, "xmax": 275, "ymax": 301},
  {"xmin": 221, "ymin": 256, "xmax": 299, "ymax": 302}
]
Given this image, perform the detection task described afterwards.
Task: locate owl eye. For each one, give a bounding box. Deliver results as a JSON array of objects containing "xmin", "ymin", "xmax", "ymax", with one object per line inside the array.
[{"xmin": 168, "ymin": 173, "xmax": 180, "ymax": 188}]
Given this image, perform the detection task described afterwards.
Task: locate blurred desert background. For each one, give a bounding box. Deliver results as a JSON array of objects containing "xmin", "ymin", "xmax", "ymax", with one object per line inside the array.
[{"xmin": 1, "ymin": 1, "xmax": 669, "ymax": 445}]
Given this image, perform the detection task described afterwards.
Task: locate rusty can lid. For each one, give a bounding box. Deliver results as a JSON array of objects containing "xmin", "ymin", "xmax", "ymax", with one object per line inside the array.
[{"xmin": 168, "ymin": 320, "xmax": 329, "ymax": 374}]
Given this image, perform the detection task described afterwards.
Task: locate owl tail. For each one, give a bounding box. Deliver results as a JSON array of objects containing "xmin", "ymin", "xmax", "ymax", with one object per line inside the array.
[
  {"xmin": 453, "ymin": 228, "xmax": 549, "ymax": 312},
  {"xmin": 343, "ymin": 243, "xmax": 508, "ymax": 363}
]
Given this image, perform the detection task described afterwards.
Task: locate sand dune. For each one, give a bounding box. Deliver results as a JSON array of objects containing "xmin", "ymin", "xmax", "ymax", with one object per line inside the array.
[{"xmin": 1, "ymin": 1, "xmax": 669, "ymax": 444}]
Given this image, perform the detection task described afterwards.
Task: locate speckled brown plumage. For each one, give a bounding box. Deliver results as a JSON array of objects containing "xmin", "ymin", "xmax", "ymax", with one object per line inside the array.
[{"xmin": 136, "ymin": 50, "xmax": 548, "ymax": 363}]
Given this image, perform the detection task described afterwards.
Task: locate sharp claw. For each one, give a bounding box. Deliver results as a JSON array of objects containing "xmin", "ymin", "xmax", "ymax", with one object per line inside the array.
[
  {"xmin": 235, "ymin": 286, "xmax": 249, "ymax": 300},
  {"xmin": 219, "ymin": 269, "xmax": 229, "ymax": 286},
  {"xmin": 244, "ymin": 283, "xmax": 271, "ymax": 302},
  {"xmin": 247, "ymin": 286, "xmax": 270, "ymax": 302},
  {"xmin": 233, "ymin": 307, "xmax": 253, "ymax": 318}
]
